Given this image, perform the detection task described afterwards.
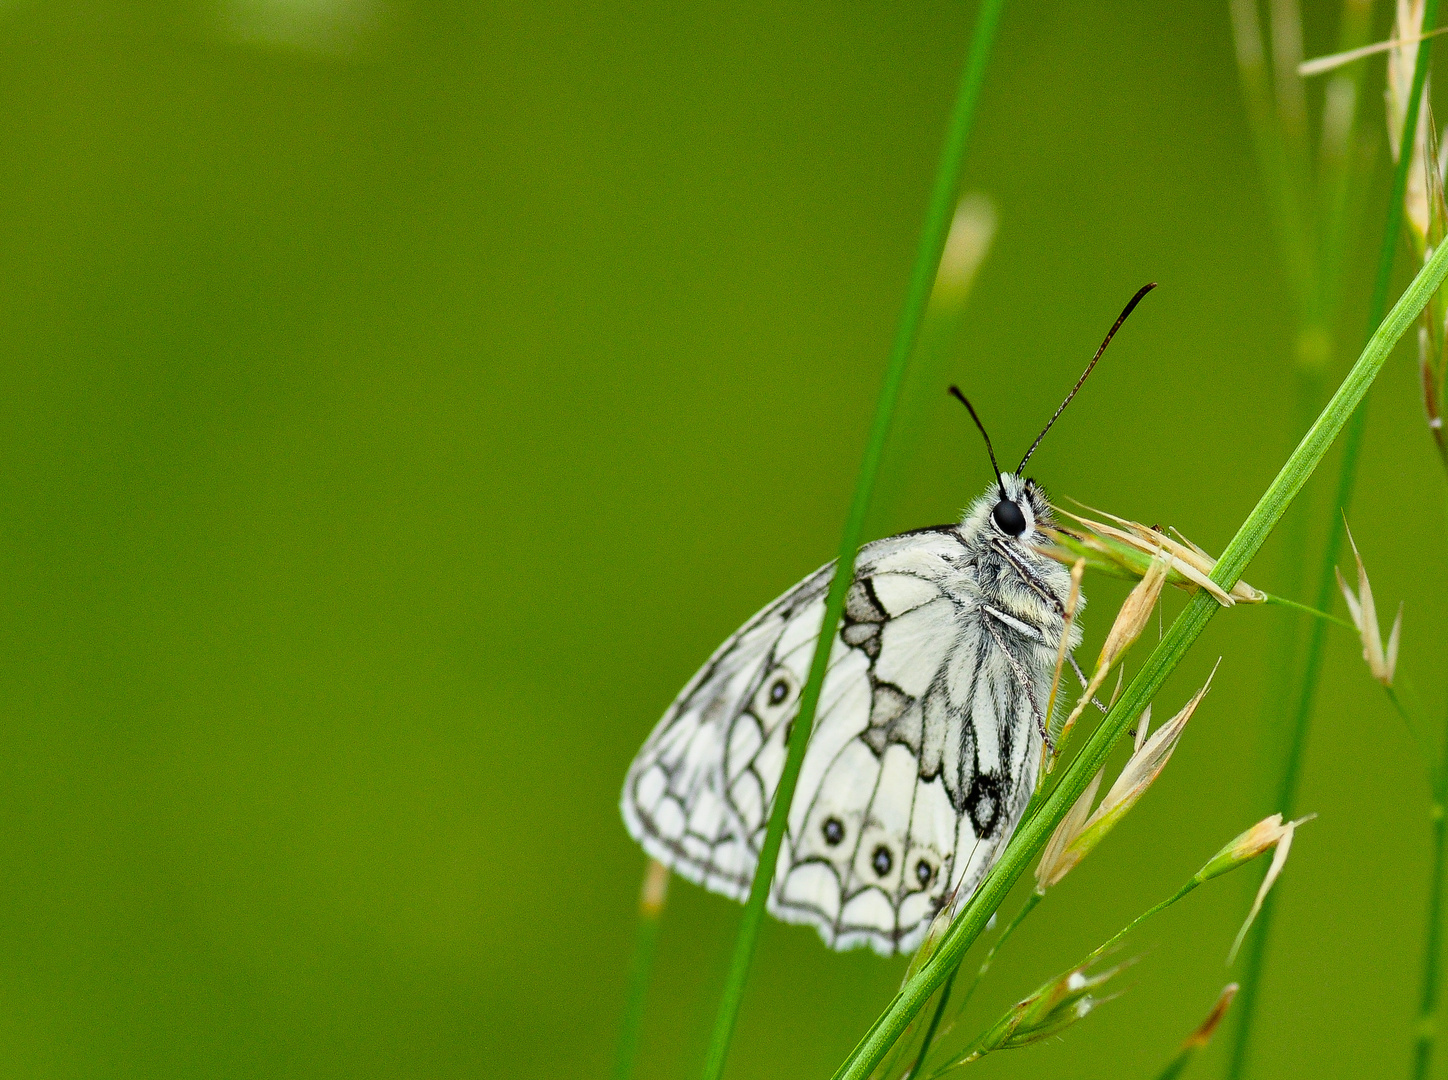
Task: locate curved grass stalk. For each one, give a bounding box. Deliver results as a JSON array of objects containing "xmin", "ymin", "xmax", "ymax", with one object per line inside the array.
[
  {"xmin": 825, "ymin": 217, "xmax": 1448, "ymax": 1080},
  {"xmin": 695, "ymin": 3, "xmax": 1008, "ymax": 1076}
]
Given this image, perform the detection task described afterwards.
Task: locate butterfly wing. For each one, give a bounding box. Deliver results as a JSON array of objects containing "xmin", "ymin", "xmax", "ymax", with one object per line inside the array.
[
  {"xmin": 619, "ymin": 554, "xmax": 834, "ymax": 901},
  {"xmin": 620, "ymin": 527, "xmax": 1048, "ymax": 955},
  {"xmin": 771, "ymin": 535, "xmax": 1048, "ymax": 954}
]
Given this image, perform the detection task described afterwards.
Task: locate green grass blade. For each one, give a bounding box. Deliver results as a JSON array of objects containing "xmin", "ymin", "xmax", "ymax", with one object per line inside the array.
[
  {"xmin": 903, "ymin": 964, "xmax": 960, "ymax": 1080},
  {"xmin": 695, "ymin": 3, "xmax": 1007, "ymax": 1076},
  {"xmin": 1225, "ymin": 6, "xmax": 1441, "ymax": 1077},
  {"xmin": 826, "ymin": 215, "xmax": 1448, "ymax": 1080}
]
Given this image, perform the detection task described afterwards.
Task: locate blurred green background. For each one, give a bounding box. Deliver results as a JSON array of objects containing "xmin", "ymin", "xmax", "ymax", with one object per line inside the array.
[{"xmin": 1, "ymin": 0, "xmax": 1442, "ymax": 1077}]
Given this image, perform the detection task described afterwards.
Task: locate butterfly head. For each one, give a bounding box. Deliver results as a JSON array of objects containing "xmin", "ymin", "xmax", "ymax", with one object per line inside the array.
[
  {"xmin": 976, "ymin": 472, "xmax": 1050, "ymax": 542},
  {"xmin": 991, "ymin": 476, "xmax": 1028, "ymax": 537}
]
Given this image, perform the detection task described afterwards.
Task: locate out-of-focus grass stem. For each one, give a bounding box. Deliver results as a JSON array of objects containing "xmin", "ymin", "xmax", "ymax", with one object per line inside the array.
[
  {"xmin": 614, "ymin": 860, "xmax": 670, "ymax": 1080},
  {"xmin": 695, "ymin": 4, "xmax": 1006, "ymax": 1077},
  {"xmin": 873, "ymin": 194, "xmax": 997, "ymax": 529},
  {"xmin": 1227, "ymin": 5, "xmax": 1441, "ymax": 1078},
  {"xmin": 1230, "ymin": 0, "xmax": 1317, "ymax": 327},
  {"xmin": 1410, "ymin": 465, "xmax": 1448, "ymax": 1080},
  {"xmin": 1317, "ymin": 0, "xmax": 1376, "ymax": 321},
  {"xmin": 1414, "ymin": 742, "xmax": 1448, "ymax": 1080},
  {"xmin": 1412, "ymin": 386, "xmax": 1448, "ymax": 1080},
  {"xmin": 1234, "ymin": 0, "xmax": 1373, "ymax": 863}
]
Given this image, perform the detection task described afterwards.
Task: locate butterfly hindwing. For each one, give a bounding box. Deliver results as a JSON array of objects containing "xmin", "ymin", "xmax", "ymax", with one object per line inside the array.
[
  {"xmin": 621, "ymin": 525, "xmax": 1050, "ymax": 955},
  {"xmin": 620, "ymin": 560, "xmax": 833, "ymax": 900}
]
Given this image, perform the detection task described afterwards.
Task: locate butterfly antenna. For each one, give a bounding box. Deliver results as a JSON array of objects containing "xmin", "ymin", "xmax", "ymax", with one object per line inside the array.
[
  {"xmin": 1015, "ymin": 281, "xmax": 1157, "ymax": 474},
  {"xmin": 948, "ymin": 385, "xmax": 1006, "ymax": 497}
]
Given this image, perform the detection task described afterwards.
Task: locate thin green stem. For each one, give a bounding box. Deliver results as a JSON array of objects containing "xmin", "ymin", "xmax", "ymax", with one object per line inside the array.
[
  {"xmin": 908, "ymin": 889, "xmax": 1042, "ymax": 1074},
  {"xmin": 925, "ymin": 879, "xmax": 1202, "ymax": 1080},
  {"xmin": 1084, "ymin": 881, "xmax": 1198, "ymax": 966},
  {"xmin": 1156, "ymin": 1031, "xmax": 1220, "ymax": 1080},
  {"xmin": 1227, "ymin": 8, "xmax": 1440, "ymax": 1078},
  {"xmin": 1261, "ymin": 592, "xmax": 1354, "ymax": 630},
  {"xmin": 957, "ymin": 891, "xmax": 1040, "ymax": 1015},
  {"xmin": 1385, "ymin": 684, "xmax": 1437, "ymax": 785},
  {"xmin": 1414, "ymin": 758, "xmax": 1448, "ymax": 1080},
  {"xmin": 1154, "ymin": 1046, "xmax": 1200, "ymax": 1080},
  {"xmin": 904, "ymin": 965, "xmax": 960, "ymax": 1080},
  {"xmin": 615, "ymin": 861, "xmax": 669, "ymax": 1080},
  {"xmin": 826, "ymin": 208, "xmax": 1448, "ymax": 1080},
  {"xmin": 696, "ymin": 5, "xmax": 1007, "ymax": 1076}
]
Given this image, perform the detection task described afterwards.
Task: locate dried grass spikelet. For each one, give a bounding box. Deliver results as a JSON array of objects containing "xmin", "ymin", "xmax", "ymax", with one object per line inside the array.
[
  {"xmin": 1335, "ymin": 523, "xmax": 1402, "ymax": 686},
  {"xmin": 1194, "ymin": 812, "xmax": 1315, "ymax": 963},
  {"xmin": 1043, "ymin": 558, "xmax": 1086, "ymax": 742},
  {"xmin": 1152, "ymin": 982, "xmax": 1238, "ymax": 1077},
  {"xmin": 640, "ymin": 858, "xmax": 670, "ymax": 917},
  {"xmin": 1052, "ymin": 554, "xmax": 1169, "ymax": 754},
  {"xmin": 931, "ymin": 194, "xmax": 997, "ymax": 311},
  {"xmin": 1182, "ymin": 983, "xmax": 1239, "ymax": 1051},
  {"xmin": 1038, "ymin": 671, "xmax": 1215, "ymax": 892},
  {"xmin": 955, "ymin": 956, "xmax": 1134, "ymax": 1064},
  {"xmin": 1094, "ymin": 556, "xmax": 1167, "ymax": 673},
  {"xmin": 1035, "ymin": 768, "xmax": 1105, "ymax": 892},
  {"xmin": 1389, "ymin": 0, "xmax": 1437, "ymax": 249},
  {"xmin": 1040, "ymin": 504, "xmax": 1265, "ymax": 608}
]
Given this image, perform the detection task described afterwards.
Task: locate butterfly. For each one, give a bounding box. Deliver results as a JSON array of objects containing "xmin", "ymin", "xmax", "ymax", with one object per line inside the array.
[{"xmin": 621, "ymin": 285, "xmax": 1155, "ymax": 955}]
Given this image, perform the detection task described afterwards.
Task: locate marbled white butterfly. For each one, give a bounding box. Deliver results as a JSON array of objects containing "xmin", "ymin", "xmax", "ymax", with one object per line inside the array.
[{"xmin": 621, "ymin": 285, "xmax": 1154, "ymax": 954}]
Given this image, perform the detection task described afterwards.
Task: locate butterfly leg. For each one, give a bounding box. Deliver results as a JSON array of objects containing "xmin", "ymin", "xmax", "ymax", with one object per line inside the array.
[
  {"xmin": 1067, "ymin": 653, "xmax": 1109, "ymax": 713},
  {"xmin": 982, "ymin": 616, "xmax": 1054, "ymax": 754}
]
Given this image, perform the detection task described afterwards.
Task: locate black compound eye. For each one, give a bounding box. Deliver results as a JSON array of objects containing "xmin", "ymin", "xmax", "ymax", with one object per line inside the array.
[
  {"xmin": 992, "ymin": 499, "xmax": 1027, "ymax": 536},
  {"xmin": 872, "ymin": 846, "xmax": 893, "ymax": 878}
]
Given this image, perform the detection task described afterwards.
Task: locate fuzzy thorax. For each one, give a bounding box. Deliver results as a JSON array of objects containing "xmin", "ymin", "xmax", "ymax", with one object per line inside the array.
[{"xmin": 955, "ymin": 474, "xmax": 1083, "ymax": 652}]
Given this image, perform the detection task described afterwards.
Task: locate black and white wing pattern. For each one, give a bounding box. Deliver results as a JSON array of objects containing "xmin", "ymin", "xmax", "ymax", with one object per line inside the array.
[{"xmin": 620, "ymin": 525, "xmax": 1053, "ymax": 956}]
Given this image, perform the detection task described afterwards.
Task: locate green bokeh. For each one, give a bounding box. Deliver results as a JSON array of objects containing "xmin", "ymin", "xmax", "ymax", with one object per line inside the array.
[{"xmin": 0, "ymin": 1, "xmax": 1439, "ymax": 1077}]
